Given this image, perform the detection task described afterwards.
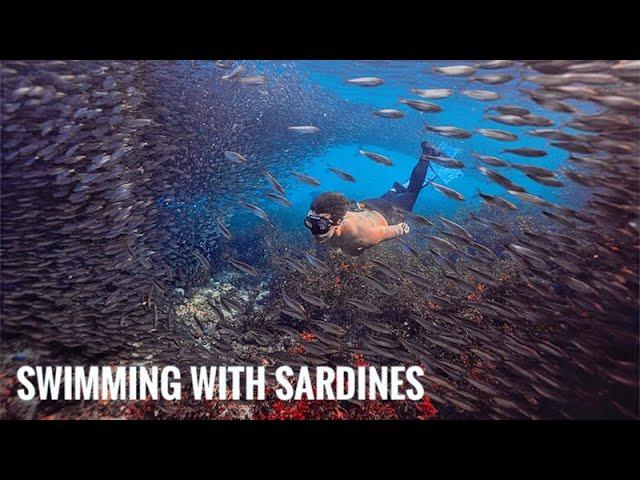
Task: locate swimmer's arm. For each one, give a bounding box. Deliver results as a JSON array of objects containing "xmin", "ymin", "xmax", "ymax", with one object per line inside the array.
[{"xmin": 380, "ymin": 223, "xmax": 408, "ymax": 241}]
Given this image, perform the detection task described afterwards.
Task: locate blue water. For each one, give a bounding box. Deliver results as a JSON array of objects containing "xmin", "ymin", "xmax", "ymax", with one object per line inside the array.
[{"xmin": 189, "ymin": 61, "xmax": 597, "ymax": 238}]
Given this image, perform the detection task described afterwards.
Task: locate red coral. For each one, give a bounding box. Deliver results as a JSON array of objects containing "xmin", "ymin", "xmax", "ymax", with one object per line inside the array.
[
  {"xmin": 352, "ymin": 352, "xmax": 369, "ymax": 367},
  {"xmin": 288, "ymin": 345, "xmax": 306, "ymax": 355},
  {"xmin": 348, "ymin": 400, "xmax": 398, "ymax": 420},
  {"xmin": 251, "ymin": 378, "xmax": 402, "ymax": 420},
  {"xmin": 255, "ymin": 398, "xmax": 401, "ymax": 420},
  {"xmin": 330, "ymin": 406, "xmax": 348, "ymax": 420},
  {"xmin": 254, "ymin": 399, "xmax": 339, "ymax": 420},
  {"xmin": 416, "ymin": 395, "xmax": 438, "ymax": 420},
  {"xmin": 299, "ymin": 331, "xmax": 316, "ymax": 342}
]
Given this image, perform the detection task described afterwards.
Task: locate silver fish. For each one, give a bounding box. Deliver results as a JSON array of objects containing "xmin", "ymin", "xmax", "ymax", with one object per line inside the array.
[
  {"xmin": 287, "ymin": 125, "xmax": 319, "ymax": 134},
  {"xmin": 472, "ymin": 153, "xmax": 511, "ymax": 167},
  {"xmin": 398, "ymin": 237, "xmax": 420, "ymax": 258},
  {"xmin": 228, "ymin": 258, "xmax": 257, "ymax": 276},
  {"xmin": 373, "ymin": 108, "xmax": 404, "ymax": 119},
  {"xmin": 264, "ymin": 192, "xmax": 292, "ymax": 208},
  {"xmin": 359, "ymin": 148, "xmax": 393, "ymax": 166},
  {"xmin": 309, "ymin": 320, "xmax": 346, "ymax": 336},
  {"xmin": 510, "ymin": 163, "xmax": 555, "ymax": 177},
  {"xmin": 346, "ymin": 76, "xmax": 384, "ymax": 87},
  {"xmin": 216, "ymin": 217, "xmax": 233, "ymax": 240},
  {"xmin": 470, "ymin": 74, "xmax": 514, "ymax": 84},
  {"xmin": 502, "ymin": 148, "xmax": 547, "ymax": 158},
  {"xmin": 281, "ymin": 308, "xmax": 308, "ymax": 321},
  {"xmin": 462, "ymin": 89, "xmax": 501, "ymax": 101},
  {"xmin": 410, "ymin": 88, "xmax": 452, "ymax": 99},
  {"xmin": 220, "ymin": 296, "xmax": 243, "ymax": 313},
  {"xmin": 303, "ymin": 252, "xmax": 332, "ymax": 273},
  {"xmin": 476, "ymin": 128, "xmax": 518, "ymax": 141},
  {"xmin": 370, "ymin": 259, "xmax": 403, "ymax": 281},
  {"xmin": 507, "ymin": 190, "xmax": 552, "ymax": 207},
  {"xmin": 423, "ymin": 234, "xmax": 458, "ymax": 251},
  {"xmin": 437, "ymin": 215, "xmax": 473, "ymax": 240},
  {"xmin": 486, "ymin": 105, "xmax": 531, "ymax": 116},
  {"xmin": 328, "ymin": 166, "xmax": 356, "ymax": 182},
  {"xmin": 238, "ymin": 200, "xmax": 269, "ymax": 220},
  {"xmin": 528, "ymin": 129, "xmax": 577, "ymax": 141},
  {"xmin": 522, "ymin": 114, "xmax": 553, "ymax": 127},
  {"xmin": 401, "ymin": 210, "xmax": 433, "ymax": 226},
  {"xmin": 224, "ymin": 150, "xmax": 247, "ymax": 164},
  {"xmin": 347, "ymin": 298, "xmax": 382, "ymax": 314},
  {"xmin": 478, "ymin": 166, "xmax": 526, "ymax": 192},
  {"xmin": 291, "ymin": 171, "xmax": 320, "ymax": 186},
  {"xmin": 475, "ymin": 60, "xmax": 514, "ymax": 70},
  {"xmin": 425, "ymin": 125, "xmax": 472, "ymax": 139},
  {"xmin": 281, "ymin": 255, "xmax": 310, "ymax": 274},
  {"xmin": 221, "ymin": 65, "xmax": 245, "ymax": 81},
  {"xmin": 215, "ymin": 60, "xmax": 234, "ymax": 69},
  {"xmin": 403, "ymin": 270, "xmax": 431, "ymax": 288},
  {"xmin": 484, "ymin": 114, "xmax": 530, "ymax": 126},
  {"xmin": 423, "ymin": 155, "xmax": 464, "ymax": 169},
  {"xmin": 282, "ymin": 292, "xmax": 307, "ymax": 315},
  {"xmin": 399, "ymin": 98, "xmax": 443, "ymax": 113},
  {"xmin": 430, "ymin": 181, "xmax": 465, "ymax": 201},
  {"xmin": 298, "ymin": 291, "xmax": 329, "ymax": 309},
  {"xmin": 262, "ymin": 169, "xmax": 285, "ymax": 195},
  {"xmin": 238, "ymin": 75, "xmax": 267, "ymax": 86},
  {"xmin": 433, "ymin": 65, "xmax": 477, "ymax": 76},
  {"xmin": 359, "ymin": 273, "xmax": 393, "ymax": 296},
  {"xmin": 478, "ymin": 192, "xmax": 517, "ymax": 210}
]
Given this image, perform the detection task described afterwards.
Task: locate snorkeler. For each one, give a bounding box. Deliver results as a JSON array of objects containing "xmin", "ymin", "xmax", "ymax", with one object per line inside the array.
[{"xmin": 304, "ymin": 141, "xmax": 438, "ymax": 256}]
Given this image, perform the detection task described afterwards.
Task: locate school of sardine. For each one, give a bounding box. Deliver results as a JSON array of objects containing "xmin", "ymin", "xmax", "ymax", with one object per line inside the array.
[{"xmin": 1, "ymin": 60, "xmax": 638, "ymax": 419}]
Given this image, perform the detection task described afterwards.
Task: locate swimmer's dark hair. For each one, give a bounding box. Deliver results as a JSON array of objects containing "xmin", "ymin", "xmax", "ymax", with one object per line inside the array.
[{"xmin": 311, "ymin": 192, "xmax": 350, "ymax": 221}]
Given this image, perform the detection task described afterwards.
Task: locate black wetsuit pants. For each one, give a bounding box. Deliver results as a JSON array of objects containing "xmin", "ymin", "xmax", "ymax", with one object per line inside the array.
[{"xmin": 362, "ymin": 157, "xmax": 430, "ymax": 225}]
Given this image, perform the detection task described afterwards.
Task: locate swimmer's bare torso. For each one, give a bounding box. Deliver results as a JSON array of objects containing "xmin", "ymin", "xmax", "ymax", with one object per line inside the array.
[{"xmin": 314, "ymin": 209, "xmax": 409, "ymax": 256}]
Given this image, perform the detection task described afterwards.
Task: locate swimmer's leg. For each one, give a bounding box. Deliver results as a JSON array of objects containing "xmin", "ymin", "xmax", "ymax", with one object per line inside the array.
[
  {"xmin": 393, "ymin": 191, "xmax": 420, "ymax": 212},
  {"xmin": 380, "ymin": 182, "xmax": 407, "ymax": 202},
  {"xmin": 407, "ymin": 156, "xmax": 430, "ymax": 193},
  {"xmin": 386, "ymin": 156, "xmax": 430, "ymax": 212},
  {"xmin": 377, "ymin": 157, "xmax": 430, "ymax": 213}
]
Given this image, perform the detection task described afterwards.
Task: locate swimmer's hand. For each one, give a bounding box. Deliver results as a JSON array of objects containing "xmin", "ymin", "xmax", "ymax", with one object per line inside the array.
[{"xmin": 398, "ymin": 222, "xmax": 410, "ymax": 236}]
